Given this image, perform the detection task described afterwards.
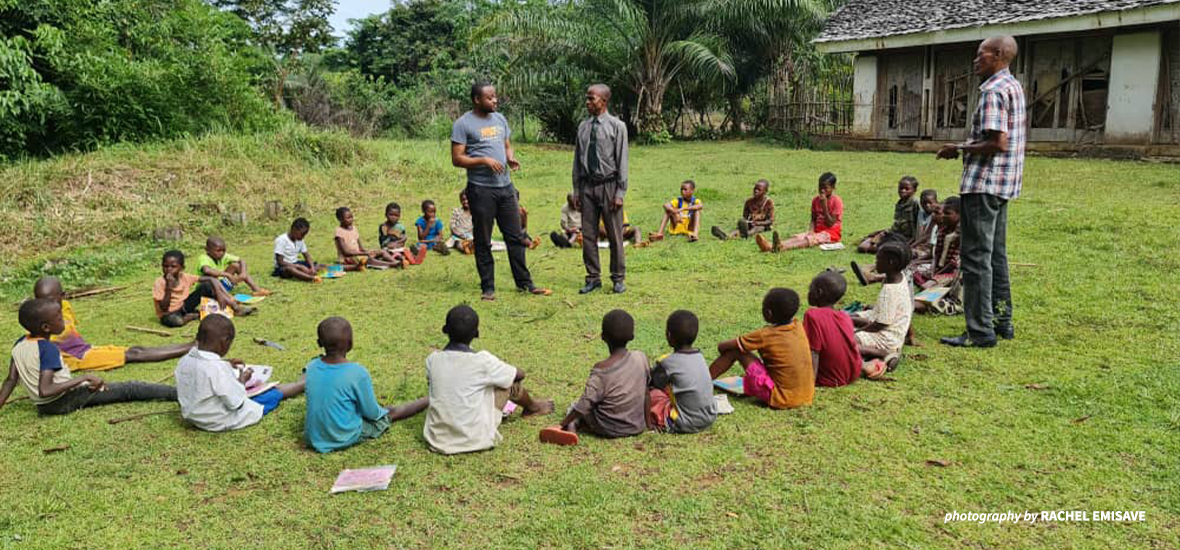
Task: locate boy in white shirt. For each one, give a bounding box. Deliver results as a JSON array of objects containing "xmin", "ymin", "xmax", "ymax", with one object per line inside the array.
[
  {"xmin": 273, "ymin": 217, "xmax": 321, "ymax": 282},
  {"xmin": 175, "ymin": 315, "xmax": 304, "ymax": 431},
  {"xmin": 424, "ymin": 305, "xmax": 554, "ymax": 454}
]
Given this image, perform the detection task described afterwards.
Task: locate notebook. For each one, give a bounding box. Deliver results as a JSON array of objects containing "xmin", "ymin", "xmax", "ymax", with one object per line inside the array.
[{"xmin": 330, "ymin": 465, "xmax": 398, "ymax": 494}]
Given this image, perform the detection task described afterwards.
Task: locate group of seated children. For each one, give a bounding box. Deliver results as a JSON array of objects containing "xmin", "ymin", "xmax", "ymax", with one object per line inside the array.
[{"xmin": 849, "ymin": 178, "xmax": 963, "ymax": 317}]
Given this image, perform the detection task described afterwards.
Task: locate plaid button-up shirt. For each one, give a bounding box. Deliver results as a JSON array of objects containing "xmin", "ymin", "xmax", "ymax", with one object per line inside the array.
[{"xmin": 960, "ymin": 68, "xmax": 1026, "ymax": 200}]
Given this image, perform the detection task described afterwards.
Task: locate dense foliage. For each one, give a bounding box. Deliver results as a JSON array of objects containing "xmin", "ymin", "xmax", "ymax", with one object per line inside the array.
[{"xmin": 0, "ymin": 0, "xmax": 279, "ymax": 159}]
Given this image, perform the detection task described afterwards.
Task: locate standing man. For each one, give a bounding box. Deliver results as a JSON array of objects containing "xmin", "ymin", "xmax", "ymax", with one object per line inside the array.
[
  {"xmin": 573, "ymin": 84, "xmax": 630, "ymax": 294},
  {"xmin": 451, "ymin": 81, "xmax": 551, "ymax": 301},
  {"xmin": 936, "ymin": 36, "xmax": 1025, "ymax": 348}
]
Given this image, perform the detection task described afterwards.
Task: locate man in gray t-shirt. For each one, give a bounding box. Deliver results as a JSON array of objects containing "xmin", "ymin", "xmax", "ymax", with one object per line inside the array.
[{"xmin": 450, "ymin": 82, "xmax": 550, "ymax": 301}]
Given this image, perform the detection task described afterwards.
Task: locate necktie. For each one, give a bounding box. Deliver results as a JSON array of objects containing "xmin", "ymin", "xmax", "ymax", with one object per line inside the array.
[{"xmin": 587, "ymin": 118, "xmax": 600, "ymax": 175}]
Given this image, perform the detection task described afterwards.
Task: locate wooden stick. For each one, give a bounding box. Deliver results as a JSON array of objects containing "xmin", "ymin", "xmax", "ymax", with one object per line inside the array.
[
  {"xmin": 107, "ymin": 410, "xmax": 173, "ymax": 425},
  {"xmin": 1012, "ymin": 262, "xmax": 1040, "ymax": 267},
  {"xmin": 66, "ymin": 285, "xmax": 128, "ymax": 299},
  {"xmin": 125, "ymin": 325, "xmax": 173, "ymax": 337}
]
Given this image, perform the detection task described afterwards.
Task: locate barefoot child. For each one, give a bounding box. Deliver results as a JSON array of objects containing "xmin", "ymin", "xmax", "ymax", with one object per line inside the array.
[
  {"xmin": 273, "ymin": 218, "xmax": 321, "ymax": 282},
  {"xmin": 304, "ymin": 317, "xmax": 428, "ymax": 453},
  {"xmin": 424, "ymin": 305, "xmax": 554, "ymax": 454},
  {"xmin": 416, "ymin": 200, "xmax": 450, "ymax": 255},
  {"xmin": 449, "ymin": 190, "xmax": 475, "ymax": 255},
  {"xmin": 757, "ymin": 172, "xmax": 842, "ymax": 253},
  {"xmin": 197, "ymin": 236, "xmax": 270, "ymax": 296},
  {"xmin": 154, "ymin": 250, "xmax": 253, "ymax": 328},
  {"xmin": 516, "ymin": 189, "xmax": 541, "ymax": 250},
  {"xmin": 334, "ymin": 207, "xmax": 400, "ymax": 270},
  {"xmin": 648, "ymin": 310, "xmax": 717, "ymax": 433},
  {"xmin": 856, "ymin": 176, "xmax": 921, "ymax": 253},
  {"xmin": 553, "ymin": 310, "xmax": 648, "ymax": 439},
  {"xmin": 708, "ymin": 288, "xmax": 814, "ymax": 409},
  {"xmin": 651, "ymin": 180, "xmax": 703, "ymax": 242},
  {"xmin": 549, "ymin": 192, "xmax": 583, "ymax": 248},
  {"xmin": 175, "ymin": 315, "xmax": 305, "ymax": 432},
  {"xmin": 34, "ymin": 276, "xmax": 193, "ymax": 371},
  {"xmin": 712, "ymin": 179, "xmax": 774, "ymax": 240},
  {"xmin": 378, "ymin": 203, "xmax": 427, "ymax": 266},
  {"xmin": 853, "ymin": 242, "xmax": 913, "ymax": 378},
  {"xmin": 0, "ymin": 299, "xmax": 177, "ymax": 414},
  {"xmin": 803, "ymin": 272, "xmax": 861, "ymax": 387}
]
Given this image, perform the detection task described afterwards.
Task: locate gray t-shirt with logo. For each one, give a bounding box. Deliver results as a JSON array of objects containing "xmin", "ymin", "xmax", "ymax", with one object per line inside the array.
[
  {"xmin": 650, "ymin": 350, "xmax": 717, "ymax": 433},
  {"xmin": 451, "ymin": 111, "xmax": 512, "ymax": 187}
]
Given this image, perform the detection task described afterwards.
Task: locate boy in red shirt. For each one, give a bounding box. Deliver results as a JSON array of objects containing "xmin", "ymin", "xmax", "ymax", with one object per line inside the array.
[
  {"xmin": 803, "ymin": 271, "xmax": 861, "ymax": 387},
  {"xmin": 757, "ymin": 172, "xmax": 843, "ymax": 252}
]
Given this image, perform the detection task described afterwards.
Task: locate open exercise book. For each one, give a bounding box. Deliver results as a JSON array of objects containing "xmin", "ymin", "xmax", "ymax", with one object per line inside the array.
[
  {"xmin": 330, "ymin": 465, "xmax": 398, "ymax": 494},
  {"xmin": 236, "ymin": 364, "xmax": 277, "ymax": 397}
]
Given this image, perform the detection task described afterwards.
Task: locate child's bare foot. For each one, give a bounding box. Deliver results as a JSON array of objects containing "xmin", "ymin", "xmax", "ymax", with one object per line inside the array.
[
  {"xmin": 522, "ymin": 399, "xmax": 555, "ymax": 417},
  {"xmin": 236, "ymin": 306, "xmax": 256, "ymax": 317},
  {"xmin": 253, "ymin": 289, "xmax": 272, "ymax": 297},
  {"xmin": 648, "ymin": 232, "xmax": 664, "ymax": 242}
]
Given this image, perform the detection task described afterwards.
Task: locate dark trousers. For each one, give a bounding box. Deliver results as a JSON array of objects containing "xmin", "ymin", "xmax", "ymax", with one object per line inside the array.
[
  {"xmin": 37, "ymin": 382, "xmax": 177, "ymax": 415},
  {"xmin": 161, "ymin": 281, "xmax": 217, "ymax": 327},
  {"xmin": 960, "ymin": 193, "xmax": 1012, "ymax": 340},
  {"xmin": 580, "ymin": 182, "xmax": 625, "ymax": 284},
  {"xmin": 466, "ymin": 183, "xmax": 533, "ymax": 293}
]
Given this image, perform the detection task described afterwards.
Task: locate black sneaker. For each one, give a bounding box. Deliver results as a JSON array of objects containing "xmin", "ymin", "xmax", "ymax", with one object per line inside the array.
[
  {"xmin": 940, "ymin": 333, "xmax": 997, "ymax": 348},
  {"xmin": 738, "ymin": 219, "xmax": 751, "ymax": 239},
  {"xmin": 550, "ymin": 231, "xmax": 571, "ymax": 248},
  {"xmin": 710, "ymin": 226, "xmax": 728, "ymax": 241},
  {"xmin": 850, "ymin": 261, "xmax": 868, "ymax": 286}
]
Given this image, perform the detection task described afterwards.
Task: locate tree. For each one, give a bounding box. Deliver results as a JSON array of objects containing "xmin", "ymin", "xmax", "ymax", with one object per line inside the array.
[
  {"xmin": 209, "ymin": 0, "xmax": 337, "ymax": 106},
  {"xmin": 482, "ymin": 0, "xmax": 734, "ymax": 138}
]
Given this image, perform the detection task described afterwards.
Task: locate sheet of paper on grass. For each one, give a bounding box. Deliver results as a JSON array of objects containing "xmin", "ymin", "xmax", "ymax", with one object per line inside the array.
[
  {"xmin": 331, "ymin": 465, "xmax": 398, "ymax": 494},
  {"xmin": 713, "ymin": 376, "xmax": 744, "ymax": 395},
  {"xmin": 818, "ymin": 242, "xmax": 845, "ymax": 251}
]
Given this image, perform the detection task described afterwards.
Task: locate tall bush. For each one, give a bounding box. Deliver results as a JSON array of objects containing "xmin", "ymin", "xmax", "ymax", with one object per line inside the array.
[{"xmin": 0, "ymin": 0, "xmax": 278, "ymax": 159}]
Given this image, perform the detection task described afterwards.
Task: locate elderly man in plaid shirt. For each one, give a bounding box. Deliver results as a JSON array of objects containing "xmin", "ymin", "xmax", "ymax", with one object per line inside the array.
[{"xmin": 936, "ymin": 36, "xmax": 1025, "ymax": 348}]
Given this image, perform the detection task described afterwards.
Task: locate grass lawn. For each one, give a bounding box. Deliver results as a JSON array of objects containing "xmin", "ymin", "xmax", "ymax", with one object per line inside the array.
[{"xmin": 0, "ymin": 138, "xmax": 1177, "ymax": 549}]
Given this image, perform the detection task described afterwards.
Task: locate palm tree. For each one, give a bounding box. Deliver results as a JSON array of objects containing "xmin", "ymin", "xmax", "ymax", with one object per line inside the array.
[
  {"xmin": 480, "ymin": 0, "xmax": 734, "ymax": 137},
  {"xmin": 702, "ymin": 0, "xmax": 832, "ymax": 130}
]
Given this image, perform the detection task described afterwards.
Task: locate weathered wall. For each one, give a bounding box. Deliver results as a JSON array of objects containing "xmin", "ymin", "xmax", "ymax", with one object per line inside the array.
[
  {"xmin": 1106, "ymin": 30, "xmax": 1163, "ymax": 143},
  {"xmin": 852, "ymin": 55, "xmax": 877, "ymax": 135}
]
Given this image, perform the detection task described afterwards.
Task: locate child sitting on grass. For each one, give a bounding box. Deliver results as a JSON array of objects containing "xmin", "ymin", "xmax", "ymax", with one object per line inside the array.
[
  {"xmin": 856, "ymin": 176, "xmax": 921, "ymax": 254},
  {"xmin": 911, "ymin": 196, "xmax": 960, "ymax": 289},
  {"xmin": 154, "ymin": 250, "xmax": 253, "ymax": 328},
  {"xmin": 911, "ymin": 189, "xmax": 940, "ymax": 259},
  {"xmin": 650, "ymin": 180, "xmax": 703, "ymax": 242},
  {"xmin": 553, "ymin": 310, "xmax": 648, "ymax": 439},
  {"xmin": 197, "ymin": 236, "xmax": 270, "ymax": 296},
  {"xmin": 416, "ymin": 200, "xmax": 450, "ymax": 255},
  {"xmin": 853, "ymin": 242, "xmax": 913, "ymax": 378},
  {"xmin": 549, "ymin": 192, "xmax": 583, "ymax": 248},
  {"xmin": 424, "ymin": 305, "xmax": 554, "ymax": 454},
  {"xmin": 516, "ymin": 189, "xmax": 542, "ymax": 250},
  {"xmin": 378, "ymin": 203, "xmax": 427, "ymax": 266},
  {"xmin": 273, "ymin": 218, "xmax": 322, "ymax": 282},
  {"xmin": 648, "ymin": 310, "xmax": 717, "ymax": 433},
  {"xmin": 334, "ymin": 207, "xmax": 401, "ymax": 270},
  {"xmin": 757, "ymin": 172, "xmax": 843, "ymax": 253},
  {"xmin": 803, "ymin": 271, "xmax": 861, "ymax": 387},
  {"xmin": 709, "ymin": 288, "xmax": 814, "ymax": 409},
  {"xmin": 175, "ymin": 315, "xmax": 305, "ymax": 432},
  {"xmin": 34, "ymin": 276, "xmax": 192, "ymax": 372},
  {"xmin": 712, "ymin": 179, "xmax": 775, "ymax": 240},
  {"xmin": 0, "ymin": 299, "xmax": 177, "ymax": 415},
  {"xmin": 304, "ymin": 316, "xmax": 429, "ymax": 453},
  {"xmin": 449, "ymin": 190, "xmax": 475, "ymax": 255}
]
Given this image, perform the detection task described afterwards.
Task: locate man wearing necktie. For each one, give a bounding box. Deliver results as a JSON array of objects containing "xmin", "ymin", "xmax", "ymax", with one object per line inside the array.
[{"xmin": 573, "ymin": 84, "xmax": 630, "ymax": 294}]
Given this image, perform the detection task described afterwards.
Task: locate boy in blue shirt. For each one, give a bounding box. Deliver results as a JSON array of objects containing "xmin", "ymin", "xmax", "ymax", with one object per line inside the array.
[
  {"xmin": 303, "ymin": 317, "xmax": 428, "ymax": 453},
  {"xmin": 415, "ymin": 200, "xmax": 450, "ymax": 255}
]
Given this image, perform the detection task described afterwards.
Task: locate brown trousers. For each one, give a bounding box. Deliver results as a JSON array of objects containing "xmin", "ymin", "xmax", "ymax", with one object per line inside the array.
[{"xmin": 580, "ymin": 181, "xmax": 626, "ymax": 284}]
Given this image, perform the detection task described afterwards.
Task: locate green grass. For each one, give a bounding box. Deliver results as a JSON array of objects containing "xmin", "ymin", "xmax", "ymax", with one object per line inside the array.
[{"xmin": 1, "ymin": 137, "xmax": 1177, "ymax": 549}]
